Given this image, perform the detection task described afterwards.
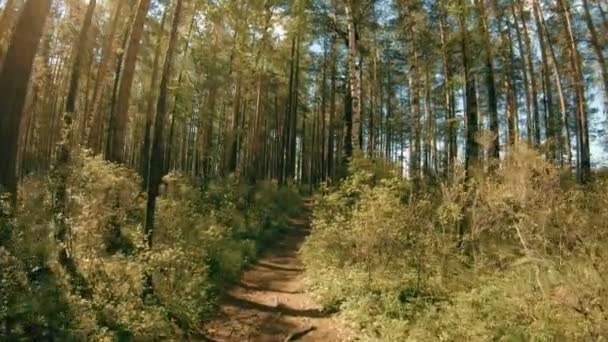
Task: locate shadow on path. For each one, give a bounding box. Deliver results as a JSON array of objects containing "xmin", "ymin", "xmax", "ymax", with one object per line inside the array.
[{"xmin": 203, "ymin": 199, "xmax": 353, "ymax": 342}]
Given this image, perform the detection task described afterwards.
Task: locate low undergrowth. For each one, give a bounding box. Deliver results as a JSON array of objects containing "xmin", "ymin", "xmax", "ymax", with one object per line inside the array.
[
  {"xmin": 301, "ymin": 144, "xmax": 608, "ymax": 341},
  {"xmin": 0, "ymin": 150, "xmax": 301, "ymax": 340}
]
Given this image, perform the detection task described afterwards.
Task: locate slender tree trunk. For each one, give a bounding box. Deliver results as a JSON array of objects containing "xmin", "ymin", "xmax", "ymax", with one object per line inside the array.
[
  {"xmin": 538, "ymin": 3, "xmax": 571, "ymax": 165},
  {"xmin": 385, "ymin": 72, "xmax": 391, "ymax": 161},
  {"xmin": 558, "ymin": 0, "xmax": 590, "ymax": 182},
  {"xmin": 109, "ymin": 0, "xmax": 151, "ymax": 164},
  {"xmin": 104, "ymin": 30, "xmax": 129, "ymax": 157},
  {"xmin": 345, "ymin": 1, "xmax": 362, "ymax": 154},
  {"xmin": 423, "ymin": 67, "xmax": 433, "ymax": 175},
  {"xmin": 327, "ymin": 34, "xmax": 337, "ymax": 180},
  {"xmin": 343, "ymin": 80, "xmax": 353, "ymax": 163},
  {"xmin": 280, "ymin": 37, "xmax": 296, "ymax": 184},
  {"xmin": 202, "ymin": 85, "xmax": 217, "ymax": 178},
  {"xmin": 502, "ymin": 15, "xmax": 519, "ymax": 147},
  {"xmin": 476, "ymin": 0, "xmax": 499, "ymax": 159},
  {"xmin": 410, "ymin": 50, "xmax": 421, "ymax": 179},
  {"xmin": 460, "ymin": 0, "xmax": 479, "ymax": 174},
  {"xmin": 581, "ymin": 0, "xmax": 608, "ymax": 113},
  {"xmin": 145, "ymin": 0, "xmax": 183, "ymax": 247},
  {"xmin": 517, "ymin": 0, "xmax": 540, "ymax": 145},
  {"xmin": 320, "ymin": 39, "xmax": 328, "ymax": 176},
  {"xmin": 440, "ymin": 14, "xmax": 456, "ymax": 177},
  {"xmin": 227, "ymin": 73, "xmax": 242, "ymax": 173},
  {"xmin": 532, "ymin": 0, "xmax": 555, "ymax": 158},
  {"xmin": 166, "ymin": 15, "xmax": 196, "ymax": 173},
  {"xmin": 86, "ymin": 0, "xmax": 125, "ymax": 149},
  {"xmin": 368, "ymin": 44, "xmax": 376, "ymax": 157},
  {"xmin": 141, "ymin": 8, "xmax": 168, "ymax": 185},
  {"xmin": 287, "ymin": 35, "xmax": 301, "ymax": 180},
  {"xmin": 0, "ymin": 0, "xmax": 51, "ymax": 199},
  {"xmin": 511, "ymin": 5, "xmax": 532, "ymax": 143},
  {"xmin": 66, "ymin": 0, "xmax": 96, "ymax": 114}
]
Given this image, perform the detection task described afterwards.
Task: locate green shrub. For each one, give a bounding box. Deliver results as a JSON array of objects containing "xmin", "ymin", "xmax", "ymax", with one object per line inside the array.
[
  {"xmin": 2, "ymin": 151, "xmax": 303, "ymax": 340},
  {"xmin": 302, "ymin": 144, "xmax": 608, "ymax": 341}
]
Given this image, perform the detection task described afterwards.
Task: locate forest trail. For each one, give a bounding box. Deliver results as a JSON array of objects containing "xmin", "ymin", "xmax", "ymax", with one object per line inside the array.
[{"xmin": 203, "ymin": 200, "xmax": 355, "ymax": 342}]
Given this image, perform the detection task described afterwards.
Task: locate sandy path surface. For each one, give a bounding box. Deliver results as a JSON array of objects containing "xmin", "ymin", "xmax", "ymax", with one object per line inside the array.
[{"xmin": 203, "ymin": 201, "xmax": 354, "ymax": 342}]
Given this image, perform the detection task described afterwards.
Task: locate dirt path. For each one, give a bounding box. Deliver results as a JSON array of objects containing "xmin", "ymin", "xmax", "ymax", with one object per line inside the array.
[{"xmin": 203, "ymin": 201, "xmax": 354, "ymax": 342}]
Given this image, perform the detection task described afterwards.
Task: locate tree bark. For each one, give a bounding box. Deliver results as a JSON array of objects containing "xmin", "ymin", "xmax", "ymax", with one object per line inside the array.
[
  {"xmin": 327, "ymin": 34, "xmax": 337, "ymax": 180},
  {"xmin": 145, "ymin": 0, "xmax": 183, "ymax": 246},
  {"xmin": 440, "ymin": 13, "xmax": 456, "ymax": 177},
  {"xmin": 460, "ymin": 0, "xmax": 479, "ymax": 174},
  {"xmin": 557, "ymin": 0, "xmax": 590, "ymax": 182},
  {"xmin": 0, "ymin": 0, "xmax": 16, "ymax": 38},
  {"xmin": 87, "ymin": 0, "xmax": 127, "ymax": 150},
  {"xmin": 476, "ymin": 0, "xmax": 499, "ymax": 159},
  {"xmin": 141, "ymin": 7, "xmax": 168, "ymax": 185},
  {"xmin": 532, "ymin": 0, "xmax": 555, "ymax": 158},
  {"xmin": 0, "ymin": 0, "xmax": 17, "ymax": 70},
  {"xmin": 66, "ymin": 0, "xmax": 96, "ymax": 114},
  {"xmin": 345, "ymin": 1, "xmax": 362, "ymax": 154},
  {"xmin": 511, "ymin": 5, "xmax": 532, "ymax": 144},
  {"xmin": 517, "ymin": 0, "xmax": 540, "ymax": 145},
  {"xmin": 0, "ymin": 0, "xmax": 51, "ymax": 198},
  {"xmin": 490, "ymin": 2, "xmax": 519, "ymax": 150},
  {"xmin": 109, "ymin": 0, "xmax": 151, "ymax": 164},
  {"xmin": 581, "ymin": 0, "xmax": 608, "ymax": 114}
]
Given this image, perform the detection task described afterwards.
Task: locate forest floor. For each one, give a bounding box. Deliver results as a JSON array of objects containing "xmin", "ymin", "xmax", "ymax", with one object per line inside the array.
[{"xmin": 203, "ymin": 200, "xmax": 355, "ymax": 342}]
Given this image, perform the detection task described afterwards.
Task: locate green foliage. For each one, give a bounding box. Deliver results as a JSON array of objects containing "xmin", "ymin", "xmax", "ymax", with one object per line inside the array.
[
  {"xmin": 302, "ymin": 144, "xmax": 608, "ymax": 341},
  {"xmin": 2, "ymin": 151, "xmax": 302, "ymax": 340}
]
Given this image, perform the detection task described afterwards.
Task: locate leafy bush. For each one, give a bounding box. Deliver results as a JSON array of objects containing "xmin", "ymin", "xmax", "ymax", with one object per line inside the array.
[
  {"xmin": 1, "ymin": 151, "xmax": 302, "ymax": 340},
  {"xmin": 302, "ymin": 145, "xmax": 608, "ymax": 341}
]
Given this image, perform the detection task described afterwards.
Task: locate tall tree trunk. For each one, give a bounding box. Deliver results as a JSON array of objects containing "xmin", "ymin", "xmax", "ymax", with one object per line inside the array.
[
  {"xmin": 386, "ymin": 69, "xmax": 393, "ymax": 162},
  {"xmin": 0, "ymin": 0, "xmax": 51, "ymax": 199},
  {"xmin": 558, "ymin": 0, "xmax": 590, "ymax": 182},
  {"xmin": 440, "ymin": 13, "xmax": 456, "ymax": 177},
  {"xmin": 511, "ymin": 5, "xmax": 532, "ymax": 143},
  {"xmin": 517, "ymin": 0, "xmax": 540, "ymax": 145},
  {"xmin": 492, "ymin": 0, "xmax": 520, "ymax": 149},
  {"xmin": 201, "ymin": 85, "xmax": 217, "ymax": 178},
  {"xmin": 536, "ymin": 1, "xmax": 571, "ymax": 165},
  {"xmin": 460, "ymin": 0, "xmax": 479, "ymax": 174},
  {"xmin": 141, "ymin": 7, "xmax": 168, "ymax": 185},
  {"xmin": 66, "ymin": 0, "xmax": 96, "ymax": 114},
  {"xmin": 345, "ymin": 1, "xmax": 362, "ymax": 154},
  {"xmin": 476, "ymin": 0, "xmax": 499, "ymax": 159},
  {"xmin": 343, "ymin": 80, "xmax": 353, "ymax": 163},
  {"xmin": 410, "ymin": 50, "xmax": 421, "ymax": 179},
  {"xmin": 581, "ymin": 0, "xmax": 608, "ymax": 113},
  {"xmin": 86, "ymin": 0, "xmax": 125, "ymax": 148},
  {"xmin": 287, "ymin": 35, "xmax": 301, "ymax": 180},
  {"xmin": 109, "ymin": 0, "xmax": 151, "ymax": 164},
  {"xmin": 423, "ymin": 67, "xmax": 433, "ymax": 175},
  {"xmin": 532, "ymin": 0, "xmax": 555, "ymax": 158},
  {"xmin": 280, "ymin": 36, "xmax": 297, "ymax": 184},
  {"xmin": 51, "ymin": 0, "xmax": 97, "ymax": 273},
  {"xmin": 327, "ymin": 34, "xmax": 337, "ymax": 180},
  {"xmin": 368, "ymin": 44, "xmax": 376, "ymax": 157},
  {"xmin": 320, "ymin": 39, "xmax": 328, "ymax": 176},
  {"xmin": 227, "ymin": 73, "xmax": 242, "ymax": 173},
  {"xmin": 145, "ymin": 0, "xmax": 183, "ymax": 247},
  {"xmin": 104, "ymin": 30, "xmax": 129, "ymax": 157},
  {"xmin": 166, "ymin": 15, "xmax": 196, "ymax": 173}
]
